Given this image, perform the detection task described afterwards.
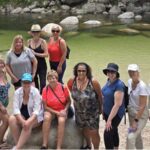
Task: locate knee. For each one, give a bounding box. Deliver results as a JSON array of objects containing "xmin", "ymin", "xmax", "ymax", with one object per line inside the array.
[
  {"xmin": 9, "ymin": 115, "xmax": 17, "ymax": 125},
  {"xmin": 58, "ymin": 117, "xmax": 66, "ymax": 125},
  {"xmin": 43, "ymin": 112, "xmax": 52, "ymax": 122}
]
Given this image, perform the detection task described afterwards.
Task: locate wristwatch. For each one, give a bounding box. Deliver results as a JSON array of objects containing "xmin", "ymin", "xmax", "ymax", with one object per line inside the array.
[{"xmin": 134, "ymin": 118, "xmax": 139, "ymax": 122}]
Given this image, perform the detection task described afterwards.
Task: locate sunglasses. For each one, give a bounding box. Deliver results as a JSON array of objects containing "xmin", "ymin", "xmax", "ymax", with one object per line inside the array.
[
  {"xmin": 77, "ymin": 70, "xmax": 86, "ymax": 73},
  {"xmin": 52, "ymin": 30, "xmax": 60, "ymax": 33},
  {"xmin": 32, "ymin": 31, "xmax": 40, "ymax": 33},
  {"xmin": 107, "ymin": 70, "xmax": 116, "ymax": 74}
]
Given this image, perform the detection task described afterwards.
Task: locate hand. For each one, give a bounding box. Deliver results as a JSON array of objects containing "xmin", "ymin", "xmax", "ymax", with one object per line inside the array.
[
  {"xmin": 13, "ymin": 77, "xmax": 19, "ymax": 83},
  {"xmin": 23, "ymin": 119, "xmax": 32, "ymax": 130},
  {"xmin": 105, "ymin": 120, "xmax": 112, "ymax": 131},
  {"xmin": 59, "ymin": 109, "xmax": 67, "ymax": 117},
  {"xmin": 131, "ymin": 120, "xmax": 138, "ymax": 131},
  {"xmin": 57, "ymin": 65, "xmax": 62, "ymax": 74},
  {"xmin": 0, "ymin": 106, "xmax": 7, "ymax": 114}
]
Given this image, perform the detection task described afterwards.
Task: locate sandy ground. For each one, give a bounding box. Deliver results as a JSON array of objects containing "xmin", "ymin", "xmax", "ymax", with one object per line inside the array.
[{"xmin": 99, "ymin": 115, "xmax": 150, "ymax": 149}]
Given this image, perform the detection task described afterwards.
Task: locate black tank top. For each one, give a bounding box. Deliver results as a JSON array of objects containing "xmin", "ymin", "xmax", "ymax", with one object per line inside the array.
[
  {"xmin": 29, "ymin": 44, "xmax": 47, "ymax": 69},
  {"xmin": 20, "ymin": 103, "xmax": 30, "ymax": 120}
]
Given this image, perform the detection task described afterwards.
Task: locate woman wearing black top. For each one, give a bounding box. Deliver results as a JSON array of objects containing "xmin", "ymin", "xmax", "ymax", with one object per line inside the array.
[{"xmin": 28, "ymin": 24, "xmax": 48, "ymax": 94}]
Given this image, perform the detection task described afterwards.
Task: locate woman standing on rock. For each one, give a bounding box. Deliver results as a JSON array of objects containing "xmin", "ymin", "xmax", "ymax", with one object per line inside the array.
[
  {"xmin": 67, "ymin": 62, "xmax": 102, "ymax": 149},
  {"xmin": 27, "ymin": 24, "xmax": 48, "ymax": 94},
  {"xmin": 6, "ymin": 35, "xmax": 37, "ymax": 90},
  {"xmin": 126, "ymin": 64, "xmax": 149, "ymax": 149},
  {"xmin": 47, "ymin": 25, "xmax": 67, "ymax": 84},
  {"xmin": 102, "ymin": 63, "xmax": 125, "ymax": 149}
]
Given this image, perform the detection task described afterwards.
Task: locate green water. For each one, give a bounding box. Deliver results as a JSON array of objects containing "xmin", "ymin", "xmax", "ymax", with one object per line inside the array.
[{"xmin": 0, "ymin": 14, "xmax": 150, "ymax": 86}]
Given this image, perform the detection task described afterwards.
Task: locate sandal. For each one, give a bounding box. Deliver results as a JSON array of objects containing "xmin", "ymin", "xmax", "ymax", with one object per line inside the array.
[{"xmin": 80, "ymin": 145, "xmax": 91, "ymax": 149}]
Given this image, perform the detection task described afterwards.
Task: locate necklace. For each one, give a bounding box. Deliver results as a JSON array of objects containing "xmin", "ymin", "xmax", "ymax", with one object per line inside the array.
[{"xmin": 77, "ymin": 77, "xmax": 88, "ymax": 91}]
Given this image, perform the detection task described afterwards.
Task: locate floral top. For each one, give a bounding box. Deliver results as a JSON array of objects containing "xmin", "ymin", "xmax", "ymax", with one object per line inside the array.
[{"xmin": 0, "ymin": 82, "xmax": 10, "ymax": 107}]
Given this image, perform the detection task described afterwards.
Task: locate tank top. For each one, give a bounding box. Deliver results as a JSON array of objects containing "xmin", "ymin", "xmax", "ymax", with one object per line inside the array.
[
  {"xmin": 29, "ymin": 44, "xmax": 47, "ymax": 69},
  {"xmin": 48, "ymin": 39, "xmax": 62, "ymax": 62},
  {"xmin": 20, "ymin": 103, "xmax": 30, "ymax": 120}
]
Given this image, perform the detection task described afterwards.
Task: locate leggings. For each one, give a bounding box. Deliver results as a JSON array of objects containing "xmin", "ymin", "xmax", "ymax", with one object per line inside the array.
[{"xmin": 103, "ymin": 113, "xmax": 122, "ymax": 149}]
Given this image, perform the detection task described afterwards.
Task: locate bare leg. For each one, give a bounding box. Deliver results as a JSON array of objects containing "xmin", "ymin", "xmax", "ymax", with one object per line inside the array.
[
  {"xmin": 9, "ymin": 115, "xmax": 21, "ymax": 144},
  {"xmin": 89, "ymin": 129, "xmax": 100, "ymax": 150},
  {"xmin": 82, "ymin": 128, "xmax": 92, "ymax": 148},
  {"xmin": 0, "ymin": 112, "xmax": 9, "ymax": 143},
  {"xmin": 42, "ymin": 111, "xmax": 53, "ymax": 148},
  {"xmin": 16, "ymin": 118, "xmax": 38, "ymax": 149},
  {"xmin": 56, "ymin": 116, "xmax": 66, "ymax": 150}
]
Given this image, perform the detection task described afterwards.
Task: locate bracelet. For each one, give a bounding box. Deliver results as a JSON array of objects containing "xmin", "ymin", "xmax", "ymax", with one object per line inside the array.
[{"xmin": 134, "ymin": 118, "xmax": 139, "ymax": 122}]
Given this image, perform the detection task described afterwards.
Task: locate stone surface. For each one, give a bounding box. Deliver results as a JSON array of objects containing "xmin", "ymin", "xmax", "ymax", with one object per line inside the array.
[{"xmin": 7, "ymin": 118, "xmax": 83, "ymax": 149}]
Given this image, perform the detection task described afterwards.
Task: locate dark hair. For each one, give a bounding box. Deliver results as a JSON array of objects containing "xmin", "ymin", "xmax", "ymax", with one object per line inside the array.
[{"xmin": 73, "ymin": 62, "xmax": 92, "ymax": 80}]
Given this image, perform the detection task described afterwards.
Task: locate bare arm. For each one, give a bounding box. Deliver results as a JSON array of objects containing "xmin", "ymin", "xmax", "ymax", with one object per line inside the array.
[
  {"xmin": 31, "ymin": 57, "xmax": 37, "ymax": 79},
  {"xmin": 92, "ymin": 79, "xmax": 103, "ymax": 114},
  {"xmin": 106, "ymin": 91, "xmax": 124, "ymax": 131},
  {"xmin": 5, "ymin": 64, "xmax": 18, "ymax": 82},
  {"xmin": 57, "ymin": 39, "xmax": 67, "ymax": 73}
]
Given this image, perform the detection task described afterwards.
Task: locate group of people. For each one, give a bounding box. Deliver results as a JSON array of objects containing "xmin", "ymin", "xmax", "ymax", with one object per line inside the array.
[{"xmin": 0, "ymin": 23, "xmax": 149, "ymax": 150}]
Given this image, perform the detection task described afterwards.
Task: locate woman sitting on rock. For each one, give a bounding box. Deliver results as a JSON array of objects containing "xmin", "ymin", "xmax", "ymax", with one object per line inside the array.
[
  {"xmin": 41, "ymin": 70, "xmax": 70, "ymax": 150},
  {"xmin": 9, "ymin": 73, "xmax": 44, "ymax": 150}
]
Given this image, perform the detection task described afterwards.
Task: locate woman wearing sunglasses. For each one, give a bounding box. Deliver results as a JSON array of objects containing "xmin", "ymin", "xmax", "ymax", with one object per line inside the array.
[
  {"xmin": 47, "ymin": 25, "xmax": 67, "ymax": 84},
  {"xmin": 102, "ymin": 63, "xmax": 125, "ymax": 149},
  {"xmin": 67, "ymin": 62, "xmax": 102, "ymax": 149},
  {"xmin": 27, "ymin": 24, "xmax": 48, "ymax": 94}
]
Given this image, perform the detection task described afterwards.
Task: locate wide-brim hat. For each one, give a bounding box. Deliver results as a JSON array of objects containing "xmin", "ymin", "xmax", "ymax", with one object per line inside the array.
[
  {"xmin": 21, "ymin": 73, "xmax": 32, "ymax": 82},
  {"xmin": 103, "ymin": 63, "xmax": 120, "ymax": 76},
  {"xmin": 30, "ymin": 24, "xmax": 41, "ymax": 32}
]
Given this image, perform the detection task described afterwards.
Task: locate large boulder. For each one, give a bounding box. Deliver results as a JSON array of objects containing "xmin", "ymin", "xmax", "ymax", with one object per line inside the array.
[
  {"xmin": 42, "ymin": 23, "xmax": 62, "ymax": 37},
  {"xmin": 109, "ymin": 6, "xmax": 121, "ymax": 15},
  {"xmin": 7, "ymin": 119, "xmax": 83, "ymax": 149},
  {"xmin": 60, "ymin": 16, "xmax": 79, "ymax": 25},
  {"xmin": 118, "ymin": 12, "xmax": 135, "ymax": 19}
]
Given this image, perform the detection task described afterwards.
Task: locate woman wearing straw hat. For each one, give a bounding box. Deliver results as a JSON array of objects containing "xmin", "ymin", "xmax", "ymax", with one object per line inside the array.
[
  {"xmin": 47, "ymin": 24, "xmax": 67, "ymax": 84},
  {"xmin": 27, "ymin": 24, "xmax": 48, "ymax": 94},
  {"xmin": 6, "ymin": 35, "xmax": 37, "ymax": 90},
  {"xmin": 9, "ymin": 73, "xmax": 44, "ymax": 150},
  {"xmin": 126, "ymin": 64, "xmax": 149, "ymax": 149},
  {"xmin": 102, "ymin": 63, "xmax": 125, "ymax": 149}
]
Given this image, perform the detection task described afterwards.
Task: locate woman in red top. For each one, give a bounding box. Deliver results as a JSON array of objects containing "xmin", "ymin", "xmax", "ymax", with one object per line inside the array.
[
  {"xmin": 47, "ymin": 25, "xmax": 67, "ymax": 84},
  {"xmin": 41, "ymin": 70, "xmax": 70, "ymax": 149}
]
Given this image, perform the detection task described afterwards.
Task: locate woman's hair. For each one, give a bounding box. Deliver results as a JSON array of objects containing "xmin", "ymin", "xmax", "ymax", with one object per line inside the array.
[
  {"xmin": 47, "ymin": 70, "xmax": 58, "ymax": 80},
  {"xmin": 73, "ymin": 62, "xmax": 92, "ymax": 80},
  {"xmin": 10, "ymin": 35, "xmax": 25, "ymax": 51},
  {"xmin": 0, "ymin": 58, "xmax": 5, "ymax": 67},
  {"xmin": 0, "ymin": 69, "xmax": 7, "ymax": 84}
]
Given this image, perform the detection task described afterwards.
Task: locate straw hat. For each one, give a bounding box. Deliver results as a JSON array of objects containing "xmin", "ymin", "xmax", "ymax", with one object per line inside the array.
[{"xmin": 30, "ymin": 24, "xmax": 41, "ymax": 32}]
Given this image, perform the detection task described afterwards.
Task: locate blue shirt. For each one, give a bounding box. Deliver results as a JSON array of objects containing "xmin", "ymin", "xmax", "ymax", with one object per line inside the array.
[{"xmin": 102, "ymin": 79, "xmax": 125, "ymax": 118}]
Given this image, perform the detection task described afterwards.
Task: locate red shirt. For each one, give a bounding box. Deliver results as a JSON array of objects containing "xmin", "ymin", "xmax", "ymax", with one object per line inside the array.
[
  {"xmin": 42, "ymin": 83, "xmax": 69, "ymax": 111},
  {"xmin": 48, "ymin": 39, "xmax": 62, "ymax": 62}
]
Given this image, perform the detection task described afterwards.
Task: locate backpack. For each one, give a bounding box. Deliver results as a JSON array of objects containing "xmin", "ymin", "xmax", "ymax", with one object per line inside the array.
[{"xmin": 59, "ymin": 39, "xmax": 70, "ymax": 59}]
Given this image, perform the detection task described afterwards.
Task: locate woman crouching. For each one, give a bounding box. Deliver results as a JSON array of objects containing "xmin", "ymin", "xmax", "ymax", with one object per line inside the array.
[{"xmin": 41, "ymin": 70, "xmax": 71, "ymax": 150}]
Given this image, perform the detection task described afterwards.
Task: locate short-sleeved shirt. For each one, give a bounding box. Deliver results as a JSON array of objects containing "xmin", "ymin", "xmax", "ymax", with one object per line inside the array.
[
  {"xmin": 102, "ymin": 79, "xmax": 125, "ymax": 118},
  {"xmin": 42, "ymin": 82, "xmax": 69, "ymax": 111},
  {"xmin": 0, "ymin": 82, "xmax": 10, "ymax": 107},
  {"xmin": 128, "ymin": 79, "xmax": 149, "ymax": 111},
  {"xmin": 6, "ymin": 47, "xmax": 35, "ymax": 83},
  {"xmin": 48, "ymin": 39, "xmax": 62, "ymax": 62}
]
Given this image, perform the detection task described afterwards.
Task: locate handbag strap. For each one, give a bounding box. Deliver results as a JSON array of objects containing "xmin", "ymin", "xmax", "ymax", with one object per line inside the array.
[{"xmin": 48, "ymin": 85, "xmax": 66, "ymax": 106}]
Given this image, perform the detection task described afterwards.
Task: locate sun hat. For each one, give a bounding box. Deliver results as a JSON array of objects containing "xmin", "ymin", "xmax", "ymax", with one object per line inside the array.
[
  {"xmin": 128, "ymin": 64, "xmax": 140, "ymax": 71},
  {"xmin": 21, "ymin": 73, "xmax": 32, "ymax": 82},
  {"xmin": 30, "ymin": 24, "xmax": 41, "ymax": 32},
  {"xmin": 103, "ymin": 63, "xmax": 120, "ymax": 76}
]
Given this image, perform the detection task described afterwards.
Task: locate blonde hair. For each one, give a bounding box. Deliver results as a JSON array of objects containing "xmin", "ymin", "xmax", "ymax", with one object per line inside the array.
[
  {"xmin": 47, "ymin": 70, "xmax": 58, "ymax": 80},
  {"xmin": 52, "ymin": 25, "xmax": 62, "ymax": 34},
  {"xmin": 10, "ymin": 35, "xmax": 25, "ymax": 51},
  {"xmin": 0, "ymin": 58, "xmax": 5, "ymax": 67},
  {"xmin": 0, "ymin": 69, "xmax": 7, "ymax": 84}
]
